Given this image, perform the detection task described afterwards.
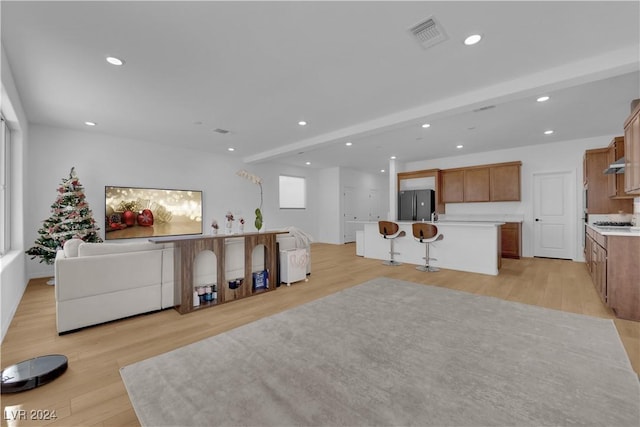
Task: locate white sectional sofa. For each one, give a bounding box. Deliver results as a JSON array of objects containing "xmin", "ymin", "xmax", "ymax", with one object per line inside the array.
[
  {"xmin": 54, "ymin": 240, "xmax": 175, "ymax": 333},
  {"xmin": 54, "ymin": 233, "xmax": 311, "ymax": 334}
]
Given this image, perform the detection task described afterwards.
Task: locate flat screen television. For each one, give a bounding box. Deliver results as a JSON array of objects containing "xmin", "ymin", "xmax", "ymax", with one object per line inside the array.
[{"xmin": 105, "ymin": 186, "xmax": 203, "ymax": 240}]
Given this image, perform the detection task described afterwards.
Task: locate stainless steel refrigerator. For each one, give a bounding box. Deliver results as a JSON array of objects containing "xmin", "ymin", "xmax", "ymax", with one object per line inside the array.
[{"xmin": 398, "ymin": 189, "xmax": 435, "ymax": 221}]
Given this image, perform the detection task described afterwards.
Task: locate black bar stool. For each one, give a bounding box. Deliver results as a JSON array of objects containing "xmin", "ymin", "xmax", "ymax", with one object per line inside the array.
[
  {"xmin": 378, "ymin": 221, "xmax": 406, "ymax": 266},
  {"xmin": 412, "ymin": 223, "xmax": 444, "ymax": 272}
]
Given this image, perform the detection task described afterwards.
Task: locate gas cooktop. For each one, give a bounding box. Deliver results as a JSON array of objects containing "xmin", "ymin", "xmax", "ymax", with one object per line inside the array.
[{"xmin": 593, "ymin": 221, "xmax": 633, "ymax": 227}]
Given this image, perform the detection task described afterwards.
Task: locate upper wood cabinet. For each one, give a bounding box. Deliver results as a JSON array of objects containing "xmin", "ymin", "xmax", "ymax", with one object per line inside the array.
[
  {"xmin": 584, "ymin": 147, "xmax": 633, "ymax": 214},
  {"xmin": 441, "ymin": 161, "xmax": 521, "ymax": 203},
  {"xmin": 441, "ymin": 170, "xmax": 464, "ymax": 203},
  {"xmin": 606, "ymin": 136, "xmax": 632, "ymax": 199},
  {"xmin": 623, "ymin": 101, "xmax": 640, "ymax": 194},
  {"xmin": 490, "ymin": 163, "xmax": 521, "ymax": 201},
  {"xmin": 464, "ymin": 167, "xmax": 490, "ymax": 202}
]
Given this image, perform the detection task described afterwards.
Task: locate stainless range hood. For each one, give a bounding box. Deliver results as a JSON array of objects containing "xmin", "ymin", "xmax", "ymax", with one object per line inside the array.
[{"xmin": 604, "ymin": 157, "xmax": 625, "ymax": 174}]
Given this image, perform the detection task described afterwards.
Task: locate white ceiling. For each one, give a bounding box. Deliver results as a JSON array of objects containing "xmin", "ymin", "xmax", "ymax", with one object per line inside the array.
[{"xmin": 2, "ymin": 1, "xmax": 639, "ymax": 174}]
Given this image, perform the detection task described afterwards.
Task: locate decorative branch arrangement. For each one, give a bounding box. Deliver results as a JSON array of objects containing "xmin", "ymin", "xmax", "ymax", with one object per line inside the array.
[{"xmin": 236, "ymin": 169, "xmax": 264, "ymax": 231}]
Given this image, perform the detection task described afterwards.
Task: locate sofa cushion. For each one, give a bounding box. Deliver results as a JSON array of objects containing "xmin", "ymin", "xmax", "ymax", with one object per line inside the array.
[
  {"xmin": 78, "ymin": 241, "xmax": 162, "ymax": 257},
  {"xmin": 56, "ymin": 250, "xmax": 163, "ymax": 301},
  {"xmin": 63, "ymin": 238, "xmax": 83, "ymax": 258}
]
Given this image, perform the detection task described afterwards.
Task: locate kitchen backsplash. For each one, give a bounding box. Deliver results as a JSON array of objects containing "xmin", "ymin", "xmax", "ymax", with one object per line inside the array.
[{"xmin": 594, "ymin": 197, "xmax": 640, "ymax": 225}]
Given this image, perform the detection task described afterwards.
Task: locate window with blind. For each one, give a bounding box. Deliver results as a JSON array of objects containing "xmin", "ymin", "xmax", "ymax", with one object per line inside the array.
[{"xmin": 279, "ymin": 175, "xmax": 306, "ymax": 209}]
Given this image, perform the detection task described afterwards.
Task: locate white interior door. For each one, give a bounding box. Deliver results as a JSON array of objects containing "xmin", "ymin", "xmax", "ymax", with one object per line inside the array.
[
  {"xmin": 533, "ymin": 171, "xmax": 575, "ymax": 259},
  {"xmin": 343, "ymin": 186, "xmax": 357, "ymax": 243}
]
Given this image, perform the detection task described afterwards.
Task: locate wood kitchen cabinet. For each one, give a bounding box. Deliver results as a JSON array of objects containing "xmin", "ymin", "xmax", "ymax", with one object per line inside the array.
[
  {"xmin": 596, "ymin": 243, "xmax": 607, "ymax": 303},
  {"xmin": 607, "ymin": 235, "xmax": 640, "ymax": 321},
  {"xmin": 440, "ymin": 161, "xmax": 521, "ymax": 204},
  {"xmin": 464, "ymin": 167, "xmax": 490, "ymax": 202},
  {"xmin": 585, "ymin": 226, "xmax": 640, "ymax": 321},
  {"xmin": 623, "ymin": 101, "xmax": 640, "ymax": 194},
  {"xmin": 583, "ymin": 148, "xmax": 633, "ymax": 214},
  {"xmin": 490, "ymin": 163, "xmax": 521, "ymax": 201},
  {"xmin": 606, "ymin": 136, "xmax": 632, "ymax": 199},
  {"xmin": 441, "ymin": 170, "xmax": 464, "ymax": 203},
  {"xmin": 585, "ymin": 226, "xmax": 607, "ymax": 304},
  {"xmin": 584, "ymin": 228, "xmax": 592, "ymax": 273},
  {"xmin": 501, "ymin": 222, "xmax": 521, "ymax": 259}
]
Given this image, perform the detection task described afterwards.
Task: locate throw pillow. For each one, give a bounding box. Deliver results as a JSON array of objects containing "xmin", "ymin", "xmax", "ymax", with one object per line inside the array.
[
  {"xmin": 78, "ymin": 241, "xmax": 160, "ymax": 257},
  {"xmin": 63, "ymin": 238, "xmax": 83, "ymax": 258}
]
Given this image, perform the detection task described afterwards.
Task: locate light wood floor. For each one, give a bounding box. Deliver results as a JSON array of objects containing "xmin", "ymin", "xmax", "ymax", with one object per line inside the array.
[{"xmin": 2, "ymin": 243, "xmax": 639, "ymax": 426}]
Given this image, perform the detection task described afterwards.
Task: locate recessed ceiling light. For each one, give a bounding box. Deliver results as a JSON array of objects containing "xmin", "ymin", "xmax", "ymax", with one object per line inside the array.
[
  {"xmin": 380, "ymin": 169, "xmax": 386, "ymax": 173},
  {"xmin": 544, "ymin": 130, "xmax": 554, "ymax": 135},
  {"xmin": 464, "ymin": 34, "xmax": 482, "ymax": 45},
  {"xmin": 106, "ymin": 56, "xmax": 124, "ymax": 66},
  {"xmin": 537, "ymin": 96, "xmax": 550, "ymax": 102},
  {"xmin": 227, "ymin": 147, "xmax": 235, "ymax": 151},
  {"xmin": 305, "ymin": 161, "xmax": 311, "ymax": 165},
  {"xmin": 298, "ymin": 120, "xmax": 307, "ymax": 126},
  {"xmin": 421, "ymin": 123, "xmax": 431, "ymax": 128},
  {"xmin": 345, "ymin": 141, "xmax": 353, "ymax": 146},
  {"xmin": 390, "ymin": 156, "xmax": 397, "ymax": 160},
  {"xmin": 84, "ymin": 121, "xmax": 96, "ymax": 126},
  {"xmin": 456, "ymin": 144, "xmax": 464, "ymax": 149}
]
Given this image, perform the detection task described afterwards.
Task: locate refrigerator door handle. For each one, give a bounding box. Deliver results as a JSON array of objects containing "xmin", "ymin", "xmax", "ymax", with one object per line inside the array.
[{"xmin": 412, "ymin": 194, "xmax": 417, "ymax": 221}]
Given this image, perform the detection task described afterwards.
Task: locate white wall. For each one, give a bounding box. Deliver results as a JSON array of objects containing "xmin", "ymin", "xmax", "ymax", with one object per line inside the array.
[
  {"xmin": 401, "ymin": 135, "xmax": 619, "ymax": 260},
  {"xmin": 1, "ymin": 46, "xmax": 29, "ymax": 342},
  {"xmin": 315, "ymin": 167, "xmax": 341, "ymax": 244},
  {"xmin": 25, "ymin": 124, "xmax": 320, "ymax": 279},
  {"xmin": 238, "ymin": 162, "xmax": 320, "ymax": 236}
]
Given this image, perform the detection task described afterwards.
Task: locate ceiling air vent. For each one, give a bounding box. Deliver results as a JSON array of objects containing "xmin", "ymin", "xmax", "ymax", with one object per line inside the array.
[
  {"xmin": 213, "ymin": 128, "xmax": 230, "ymax": 134},
  {"xmin": 472, "ymin": 105, "xmax": 496, "ymax": 113},
  {"xmin": 409, "ymin": 16, "xmax": 448, "ymax": 49}
]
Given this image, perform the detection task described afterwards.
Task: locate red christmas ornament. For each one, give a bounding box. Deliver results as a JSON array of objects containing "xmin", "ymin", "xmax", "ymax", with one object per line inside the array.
[
  {"xmin": 137, "ymin": 209, "xmax": 154, "ymax": 227},
  {"xmin": 122, "ymin": 210, "xmax": 137, "ymax": 226}
]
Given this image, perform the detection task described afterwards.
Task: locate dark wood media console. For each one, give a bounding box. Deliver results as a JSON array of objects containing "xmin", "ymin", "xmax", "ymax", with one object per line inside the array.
[{"xmin": 150, "ymin": 231, "xmax": 287, "ymax": 314}]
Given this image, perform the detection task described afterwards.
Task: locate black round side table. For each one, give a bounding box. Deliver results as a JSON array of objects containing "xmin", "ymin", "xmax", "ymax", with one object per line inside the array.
[{"xmin": 1, "ymin": 355, "xmax": 68, "ymax": 393}]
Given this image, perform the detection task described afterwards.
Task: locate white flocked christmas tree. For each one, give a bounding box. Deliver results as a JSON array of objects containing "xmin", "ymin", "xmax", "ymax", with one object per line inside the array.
[{"xmin": 26, "ymin": 167, "xmax": 102, "ymax": 265}]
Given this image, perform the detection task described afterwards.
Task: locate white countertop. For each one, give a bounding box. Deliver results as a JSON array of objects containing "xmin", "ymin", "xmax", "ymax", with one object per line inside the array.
[
  {"xmin": 399, "ymin": 220, "xmax": 505, "ymax": 227},
  {"xmin": 586, "ymin": 223, "xmax": 640, "ymax": 237},
  {"xmin": 439, "ymin": 214, "xmax": 524, "ymax": 223}
]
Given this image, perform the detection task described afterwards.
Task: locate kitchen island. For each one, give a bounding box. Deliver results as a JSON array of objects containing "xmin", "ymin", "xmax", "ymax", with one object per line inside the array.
[{"xmin": 361, "ymin": 220, "xmax": 504, "ymax": 275}]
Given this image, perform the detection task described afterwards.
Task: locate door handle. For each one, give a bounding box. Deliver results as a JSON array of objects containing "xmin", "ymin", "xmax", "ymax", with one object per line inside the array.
[{"xmin": 535, "ymin": 218, "xmax": 540, "ymax": 221}]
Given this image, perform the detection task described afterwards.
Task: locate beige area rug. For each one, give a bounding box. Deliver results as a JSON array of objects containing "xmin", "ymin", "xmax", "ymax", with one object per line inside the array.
[{"xmin": 120, "ymin": 278, "xmax": 640, "ymax": 426}]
